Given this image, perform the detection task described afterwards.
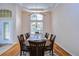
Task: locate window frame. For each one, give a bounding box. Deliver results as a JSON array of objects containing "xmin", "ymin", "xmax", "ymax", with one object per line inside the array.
[
  {"xmin": 30, "ymin": 13, "xmax": 43, "ymax": 34},
  {"xmin": 3, "ymin": 22, "xmax": 10, "ymax": 40}
]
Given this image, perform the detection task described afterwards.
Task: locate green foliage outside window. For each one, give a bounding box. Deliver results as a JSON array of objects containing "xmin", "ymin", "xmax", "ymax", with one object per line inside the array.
[{"xmin": 0, "ymin": 10, "xmax": 12, "ymax": 18}]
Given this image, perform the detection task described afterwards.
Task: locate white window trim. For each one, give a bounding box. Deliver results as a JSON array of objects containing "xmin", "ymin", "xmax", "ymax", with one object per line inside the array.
[{"xmin": 30, "ymin": 13, "xmax": 44, "ymax": 35}]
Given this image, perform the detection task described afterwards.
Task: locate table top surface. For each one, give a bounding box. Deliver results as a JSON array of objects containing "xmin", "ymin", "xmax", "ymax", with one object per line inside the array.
[{"xmin": 24, "ymin": 38, "xmax": 51, "ymax": 46}]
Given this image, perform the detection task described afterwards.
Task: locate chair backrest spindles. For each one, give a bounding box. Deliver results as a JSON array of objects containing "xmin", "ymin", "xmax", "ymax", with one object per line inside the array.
[
  {"xmin": 29, "ymin": 40, "xmax": 46, "ymax": 56},
  {"xmin": 45, "ymin": 33, "xmax": 49, "ymax": 39},
  {"xmin": 25, "ymin": 33, "xmax": 30, "ymax": 40},
  {"xmin": 50, "ymin": 34, "xmax": 53, "ymax": 41},
  {"xmin": 50, "ymin": 35, "xmax": 56, "ymax": 53}
]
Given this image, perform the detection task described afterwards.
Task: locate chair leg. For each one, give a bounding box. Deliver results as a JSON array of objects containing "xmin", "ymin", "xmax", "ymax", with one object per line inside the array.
[
  {"xmin": 20, "ymin": 51, "xmax": 25, "ymax": 56},
  {"xmin": 22, "ymin": 51, "xmax": 24, "ymax": 56},
  {"xmin": 52, "ymin": 50, "xmax": 54, "ymax": 56},
  {"xmin": 49, "ymin": 51, "xmax": 52, "ymax": 55},
  {"xmin": 20, "ymin": 51, "xmax": 22, "ymax": 56}
]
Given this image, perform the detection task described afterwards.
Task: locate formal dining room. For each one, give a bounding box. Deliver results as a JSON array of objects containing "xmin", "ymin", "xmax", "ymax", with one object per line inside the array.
[{"xmin": 0, "ymin": 3, "xmax": 79, "ymax": 56}]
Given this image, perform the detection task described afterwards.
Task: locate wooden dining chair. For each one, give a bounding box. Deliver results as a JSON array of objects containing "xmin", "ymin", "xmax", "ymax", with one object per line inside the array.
[
  {"xmin": 45, "ymin": 35, "xmax": 56, "ymax": 56},
  {"xmin": 25, "ymin": 33, "xmax": 30, "ymax": 40},
  {"xmin": 17, "ymin": 34, "xmax": 29, "ymax": 56},
  {"xmin": 28, "ymin": 40, "xmax": 46, "ymax": 56},
  {"xmin": 45, "ymin": 33, "xmax": 49, "ymax": 39},
  {"xmin": 50, "ymin": 35, "xmax": 56, "ymax": 55},
  {"xmin": 49, "ymin": 34, "xmax": 54, "ymax": 41},
  {"xmin": 45, "ymin": 34, "xmax": 54, "ymax": 51}
]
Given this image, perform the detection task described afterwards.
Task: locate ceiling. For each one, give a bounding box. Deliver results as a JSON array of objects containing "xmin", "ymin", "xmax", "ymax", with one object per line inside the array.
[{"xmin": 19, "ymin": 3, "xmax": 56, "ymax": 12}]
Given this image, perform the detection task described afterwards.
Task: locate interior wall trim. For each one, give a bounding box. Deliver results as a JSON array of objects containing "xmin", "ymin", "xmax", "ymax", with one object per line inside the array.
[
  {"xmin": 54, "ymin": 43, "xmax": 72, "ymax": 56},
  {"xmin": 0, "ymin": 42, "xmax": 20, "ymax": 56}
]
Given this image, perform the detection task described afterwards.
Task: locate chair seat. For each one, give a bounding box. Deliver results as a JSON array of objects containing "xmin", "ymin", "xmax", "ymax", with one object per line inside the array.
[
  {"xmin": 21, "ymin": 44, "xmax": 29, "ymax": 52},
  {"xmin": 45, "ymin": 46, "xmax": 51, "ymax": 51}
]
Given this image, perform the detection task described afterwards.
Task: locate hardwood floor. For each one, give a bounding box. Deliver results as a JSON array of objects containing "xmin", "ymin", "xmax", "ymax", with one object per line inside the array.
[
  {"xmin": 0, "ymin": 42, "xmax": 71, "ymax": 56},
  {"xmin": 0, "ymin": 42, "xmax": 20, "ymax": 56},
  {"xmin": 54, "ymin": 43, "xmax": 71, "ymax": 56}
]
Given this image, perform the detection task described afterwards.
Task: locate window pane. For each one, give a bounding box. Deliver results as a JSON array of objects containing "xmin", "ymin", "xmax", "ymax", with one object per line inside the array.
[
  {"xmin": 31, "ymin": 14, "xmax": 37, "ymax": 20},
  {"xmin": 4, "ymin": 22, "xmax": 10, "ymax": 40},
  {"xmin": 31, "ymin": 14, "xmax": 43, "ymax": 21},
  {"xmin": 0, "ymin": 10, "xmax": 12, "ymax": 17},
  {"xmin": 37, "ymin": 22, "xmax": 43, "ymax": 33},
  {"xmin": 31, "ymin": 14, "xmax": 43, "ymax": 35},
  {"xmin": 37, "ymin": 14, "xmax": 43, "ymax": 20},
  {"xmin": 31, "ymin": 22, "xmax": 43, "ymax": 34},
  {"xmin": 31, "ymin": 22, "xmax": 36, "ymax": 34}
]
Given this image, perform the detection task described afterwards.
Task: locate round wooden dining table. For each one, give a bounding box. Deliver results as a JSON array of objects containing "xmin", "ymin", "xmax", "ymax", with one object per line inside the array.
[{"xmin": 24, "ymin": 38, "xmax": 51, "ymax": 47}]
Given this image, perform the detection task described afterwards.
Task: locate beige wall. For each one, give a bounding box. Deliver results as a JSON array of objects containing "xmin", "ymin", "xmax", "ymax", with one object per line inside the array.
[
  {"xmin": 0, "ymin": 4, "xmax": 18, "ymax": 43},
  {"xmin": 43, "ymin": 12, "xmax": 52, "ymax": 34},
  {"xmin": 21, "ymin": 11, "xmax": 31, "ymax": 34},
  {"xmin": 16, "ymin": 5, "xmax": 22, "ymax": 35},
  {"xmin": 52, "ymin": 4, "xmax": 79, "ymax": 55},
  {"xmin": 21, "ymin": 11, "xmax": 52, "ymax": 34}
]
